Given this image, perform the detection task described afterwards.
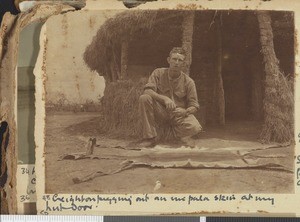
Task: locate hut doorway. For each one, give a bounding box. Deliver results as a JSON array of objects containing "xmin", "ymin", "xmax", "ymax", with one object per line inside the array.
[
  {"xmin": 83, "ymin": 10, "xmax": 293, "ymax": 142},
  {"xmin": 191, "ymin": 11, "xmax": 264, "ymax": 127},
  {"xmin": 221, "ymin": 12, "xmax": 264, "ymax": 123},
  {"xmin": 222, "ymin": 52, "xmax": 252, "ymax": 121}
]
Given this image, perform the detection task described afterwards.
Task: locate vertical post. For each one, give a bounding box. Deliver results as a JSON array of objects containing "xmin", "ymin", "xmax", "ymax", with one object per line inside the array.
[
  {"xmin": 257, "ymin": 11, "xmax": 293, "ymax": 142},
  {"xmin": 120, "ymin": 40, "xmax": 129, "ymax": 80},
  {"xmin": 112, "ymin": 48, "xmax": 121, "ymax": 80},
  {"xmin": 215, "ymin": 13, "xmax": 225, "ymax": 125},
  {"xmin": 110, "ymin": 62, "xmax": 117, "ymax": 82},
  {"xmin": 181, "ymin": 11, "xmax": 195, "ymax": 75},
  {"xmin": 250, "ymin": 56, "xmax": 263, "ymax": 121}
]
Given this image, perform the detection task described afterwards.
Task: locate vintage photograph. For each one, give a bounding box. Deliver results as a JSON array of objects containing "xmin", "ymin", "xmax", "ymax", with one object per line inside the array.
[{"xmin": 43, "ymin": 9, "xmax": 295, "ymax": 194}]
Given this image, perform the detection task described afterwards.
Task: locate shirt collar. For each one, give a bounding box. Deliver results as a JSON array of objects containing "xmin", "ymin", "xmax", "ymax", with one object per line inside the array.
[{"xmin": 168, "ymin": 69, "xmax": 183, "ymax": 82}]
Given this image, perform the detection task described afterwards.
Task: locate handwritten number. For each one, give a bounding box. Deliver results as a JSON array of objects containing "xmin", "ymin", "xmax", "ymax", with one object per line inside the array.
[
  {"xmin": 21, "ymin": 167, "xmax": 35, "ymax": 175},
  {"xmin": 32, "ymin": 167, "xmax": 36, "ymax": 175},
  {"xmin": 20, "ymin": 195, "xmax": 25, "ymax": 202},
  {"xmin": 20, "ymin": 195, "xmax": 30, "ymax": 202}
]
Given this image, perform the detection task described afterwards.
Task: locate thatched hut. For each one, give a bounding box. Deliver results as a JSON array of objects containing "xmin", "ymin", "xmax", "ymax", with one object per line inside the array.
[{"xmin": 84, "ymin": 10, "xmax": 294, "ymax": 142}]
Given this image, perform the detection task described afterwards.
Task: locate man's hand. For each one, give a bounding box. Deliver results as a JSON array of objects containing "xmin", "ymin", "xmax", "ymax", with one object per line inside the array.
[
  {"xmin": 173, "ymin": 107, "xmax": 187, "ymax": 117},
  {"xmin": 144, "ymin": 89, "xmax": 176, "ymax": 110},
  {"xmin": 164, "ymin": 97, "xmax": 176, "ymax": 111}
]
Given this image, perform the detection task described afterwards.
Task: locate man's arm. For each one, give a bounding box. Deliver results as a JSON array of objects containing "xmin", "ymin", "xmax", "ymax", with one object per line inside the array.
[
  {"xmin": 186, "ymin": 106, "xmax": 197, "ymax": 115},
  {"xmin": 173, "ymin": 106, "xmax": 197, "ymax": 117},
  {"xmin": 144, "ymin": 89, "xmax": 176, "ymax": 111},
  {"xmin": 187, "ymin": 80, "xmax": 200, "ymax": 111},
  {"xmin": 144, "ymin": 89, "xmax": 166, "ymax": 104},
  {"xmin": 143, "ymin": 69, "xmax": 176, "ymax": 111},
  {"xmin": 173, "ymin": 80, "xmax": 199, "ymax": 117}
]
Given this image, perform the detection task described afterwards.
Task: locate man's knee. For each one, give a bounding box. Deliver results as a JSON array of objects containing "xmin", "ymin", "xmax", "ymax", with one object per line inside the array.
[
  {"xmin": 139, "ymin": 94, "xmax": 153, "ymax": 104},
  {"xmin": 176, "ymin": 115, "xmax": 202, "ymax": 137},
  {"xmin": 185, "ymin": 116, "xmax": 201, "ymax": 133},
  {"xmin": 190, "ymin": 120, "xmax": 202, "ymax": 135}
]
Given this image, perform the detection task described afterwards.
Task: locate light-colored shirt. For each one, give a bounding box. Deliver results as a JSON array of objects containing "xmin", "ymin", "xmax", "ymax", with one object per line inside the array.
[{"xmin": 144, "ymin": 68, "xmax": 200, "ymax": 109}]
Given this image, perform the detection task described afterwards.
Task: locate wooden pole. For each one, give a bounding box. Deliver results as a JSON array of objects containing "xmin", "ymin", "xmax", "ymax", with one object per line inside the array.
[
  {"xmin": 257, "ymin": 11, "xmax": 293, "ymax": 142},
  {"xmin": 215, "ymin": 13, "xmax": 225, "ymax": 125},
  {"xmin": 85, "ymin": 138, "xmax": 96, "ymax": 155},
  {"xmin": 110, "ymin": 61, "xmax": 117, "ymax": 82},
  {"xmin": 112, "ymin": 48, "xmax": 121, "ymax": 80},
  {"xmin": 257, "ymin": 11, "xmax": 280, "ymax": 79},
  {"xmin": 250, "ymin": 56, "xmax": 263, "ymax": 120},
  {"xmin": 120, "ymin": 40, "xmax": 129, "ymax": 80},
  {"xmin": 181, "ymin": 11, "xmax": 195, "ymax": 75}
]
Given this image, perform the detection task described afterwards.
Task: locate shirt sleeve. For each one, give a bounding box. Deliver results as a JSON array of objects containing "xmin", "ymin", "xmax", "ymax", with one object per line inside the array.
[
  {"xmin": 144, "ymin": 69, "xmax": 159, "ymax": 92},
  {"xmin": 187, "ymin": 80, "xmax": 200, "ymax": 109}
]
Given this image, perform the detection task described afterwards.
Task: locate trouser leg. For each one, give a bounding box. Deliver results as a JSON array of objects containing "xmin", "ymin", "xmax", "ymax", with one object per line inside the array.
[
  {"xmin": 172, "ymin": 114, "xmax": 202, "ymax": 139},
  {"xmin": 139, "ymin": 94, "xmax": 201, "ymax": 140},
  {"xmin": 139, "ymin": 94, "xmax": 156, "ymax": 139},
  {"xmin": 139, "ymin": 94, "xmax": 169, "ymax": 139}
]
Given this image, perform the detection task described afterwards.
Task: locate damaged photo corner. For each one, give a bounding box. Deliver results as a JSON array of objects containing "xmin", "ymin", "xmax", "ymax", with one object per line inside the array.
[
  {"xmin": 0, "ymin": 0, "xmax": 85, "ymax": 214},
  {"xmin": 0, "ymin": 0, "xmax": 299, "ymax": 216}
]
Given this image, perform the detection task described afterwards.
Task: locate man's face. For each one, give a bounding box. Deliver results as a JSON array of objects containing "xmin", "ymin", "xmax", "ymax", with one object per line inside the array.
[{"xmin": 167, "ymin": 53, "xmax": 185, "ymax": 71}]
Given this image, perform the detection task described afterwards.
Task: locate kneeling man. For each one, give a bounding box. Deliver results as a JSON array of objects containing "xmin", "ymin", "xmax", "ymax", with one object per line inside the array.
[{"xmin": 139, "ymin": 47, "xmax": 202, "ymax": 147}]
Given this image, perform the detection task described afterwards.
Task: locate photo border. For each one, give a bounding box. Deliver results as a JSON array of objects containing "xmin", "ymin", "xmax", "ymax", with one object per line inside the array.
[{"xmin": 34, "ymin": 0, "xmax": 300, "ymax": 216}]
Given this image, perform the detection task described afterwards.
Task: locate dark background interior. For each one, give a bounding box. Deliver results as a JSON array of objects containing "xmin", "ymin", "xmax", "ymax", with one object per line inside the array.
[{"xmin": 127, "ymin": 10, "xmax": 294, "ymax": 126}]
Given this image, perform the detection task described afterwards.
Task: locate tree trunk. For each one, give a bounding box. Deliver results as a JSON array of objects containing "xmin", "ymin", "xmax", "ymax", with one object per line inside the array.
[
  {"xmin": 112, "ymin": 49, "xmax": 121, "ymax": 80},
  {"xmin": 214, "ymin": 13, "xmax": 225, "ymax": 125},
  {"xmin": 109, "ymin": 46, "xmax": 120, "ymax": 81},
  {"xmin": 120, "ymin": 40, "xmax": 129, "ymax": 80},
  {"xmin": 181, "ymin": 11, "xmax": 195, "ymax": 75},
  {"xmin": 110, "ymin": 61, "xmax": 117, "ymax": 81},
  {"xmin": 250, "ymin": 56, "xmax": 263, "ymax": 121},
  {"xmin": 257, "ymin": 11, "xmax": 293, "ymax": 142},
  {"xmin": 257, "ymin": 12, "xmax": 280, "ymax": 79}
]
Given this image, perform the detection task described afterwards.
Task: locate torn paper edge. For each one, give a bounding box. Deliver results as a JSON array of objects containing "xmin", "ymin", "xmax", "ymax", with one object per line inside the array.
[{"xmin": 0, "ymin": 3, "xmax": 76, "ymax": 214}]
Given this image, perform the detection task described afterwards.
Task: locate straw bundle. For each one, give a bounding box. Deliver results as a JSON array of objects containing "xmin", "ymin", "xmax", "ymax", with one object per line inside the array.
[
  {"xmin": 83, "ymin": 10, "xmax": 186, "ymax": 81},
  {"xmin": 260, "ymin": 73, "xmax": 293, "ymax": 143},
  {"xmin": 99, "ymin": 78, "xmax": 147, "ymax": 137},
  {"xmin": 83, "ymin": 10, "xmax": 158, "ymax": 81},
  {"xmin": 257, "ymin": 11, "xmax": 294, "ymax": 143}
]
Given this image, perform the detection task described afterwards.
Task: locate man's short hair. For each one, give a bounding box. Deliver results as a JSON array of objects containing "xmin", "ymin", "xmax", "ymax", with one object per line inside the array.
[{"xmin": 169, "ymin": 47, "xmax": 187, "ymax": 58}]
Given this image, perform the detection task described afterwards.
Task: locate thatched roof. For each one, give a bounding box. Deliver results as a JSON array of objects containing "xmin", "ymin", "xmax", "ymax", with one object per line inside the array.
[
  {"xmin": 83, "ymin": 10, "xmax": 185, "ymax": 79},
  {"xmin": 84, "ymin": 10, "xmax": 156, "ymax": 77},
  {"xmin": 83, "ymin": 10, "xmax": 294, "ymax": 81}
]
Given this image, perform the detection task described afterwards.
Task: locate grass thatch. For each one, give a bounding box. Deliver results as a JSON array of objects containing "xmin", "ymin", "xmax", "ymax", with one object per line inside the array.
[
  {"xmin": 260, "ymin": 73, "xmax": 294, "ymax": 143},
  {"xmin": 99, "ymin": 79, "xmax": 179, "ymax": 140},
  {"xmin": 257, "ymin": 11, "xmax": 294, "ymax": 143},
  {"xmin": 83, "ymin": 10, "xmax": 158, "ymax": 81},
  {"xmin": 64, "ymin": 78, "xmax": 175, "ymax": 140},
  {"xmin": 82, "ymin": 10, "xmax": 295, "ymax": 143},
  {"xmin": 83, "ymin": 10, "xmax": 186, "ymax": 81},
  {"xmin": 99, "ymin": 78, "xmax": 147, "ymax": 138}
]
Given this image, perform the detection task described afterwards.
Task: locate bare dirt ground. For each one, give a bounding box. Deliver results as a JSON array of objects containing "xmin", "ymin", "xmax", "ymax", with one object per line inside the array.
[{"xmin": 45, "ymin": 111, "xmax": 294, "ymax": 194}]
